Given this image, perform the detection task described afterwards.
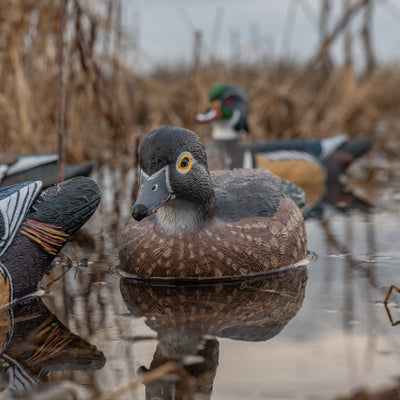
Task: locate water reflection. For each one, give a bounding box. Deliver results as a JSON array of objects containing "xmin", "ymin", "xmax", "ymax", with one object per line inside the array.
[
  {"xmin": 120, "ymin": 265, "xmax": 307, "ymax": 399},
  {"xmin": 304, "ymin": 182, "xmax": 373, "ymax": 219},
  {"xmin": 0, "ymin": 296, "xmax": 105, "ymax": 397},
  {"xmin": 0, "ymin": 170, "xmax": 393, "ymax": 399}
]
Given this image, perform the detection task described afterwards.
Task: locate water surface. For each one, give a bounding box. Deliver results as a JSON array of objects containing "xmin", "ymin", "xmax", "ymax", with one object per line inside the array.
[{"xmin": 1, "ymin": 175, "xmax": 399, "ymax": 400}]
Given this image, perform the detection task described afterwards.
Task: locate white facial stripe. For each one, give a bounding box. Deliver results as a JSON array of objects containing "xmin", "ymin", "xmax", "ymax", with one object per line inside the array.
[
  {"xmin": 141, "ymin": 165, "xmax": 173, "ymax": 193},
  {"xmin": 228, "ymin": 108, "xmax": 241, "ymax": 128}
]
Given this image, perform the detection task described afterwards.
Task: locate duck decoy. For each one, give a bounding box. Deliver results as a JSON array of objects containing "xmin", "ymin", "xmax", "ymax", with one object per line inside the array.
[
  {"xmin": 119, "ymin": 126, "xmax": 307, "ymax": 280},
  {"xmin": 0, "ymin": 176, "xmax": 101, "ymax": 306},
  {"xmin": 196, "ymin": 83, "xmax": 373, "ymax": 186},
  {"xmin": 0, "ymin": 153, "xmax": 93, "ymax": 188}
]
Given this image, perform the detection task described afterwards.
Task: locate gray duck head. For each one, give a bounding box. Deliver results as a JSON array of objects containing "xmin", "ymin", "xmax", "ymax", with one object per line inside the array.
[{"xmin": 132, "ymin": 126, "xmax": 216, "ymax": 233}]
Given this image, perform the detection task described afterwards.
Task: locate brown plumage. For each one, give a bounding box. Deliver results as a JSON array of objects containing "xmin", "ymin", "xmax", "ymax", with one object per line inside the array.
[
  {"xmin": 119, "ymin": 126, "xmax": 307, "ymax": 280},
  {"xmin": 120, "ymin": 189, "xmax": 305, "ymax": 278}
]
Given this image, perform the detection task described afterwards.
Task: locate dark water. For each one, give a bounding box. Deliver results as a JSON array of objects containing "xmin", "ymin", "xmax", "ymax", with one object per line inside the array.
[{"xmin": 1, "ymin": 170, "xmax": 399, "ymax": 400}]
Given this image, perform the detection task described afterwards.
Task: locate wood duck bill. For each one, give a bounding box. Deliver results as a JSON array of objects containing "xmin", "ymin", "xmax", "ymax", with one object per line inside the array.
[
  {"xmin": 196, "ymin": 100, "xmax": 221, "ymax": 123},
  {"xmin": 132, "ymin": 166, "xmax": 173, "ymax": 221}
]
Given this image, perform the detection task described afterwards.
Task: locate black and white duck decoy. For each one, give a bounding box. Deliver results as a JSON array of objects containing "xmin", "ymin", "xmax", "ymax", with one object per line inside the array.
[
  {"xmin": 119, "ymin": 126, "xmax": 307, "ymax": 280},
  {"xmin": 0, "ymin": 153, "xmax": 93, "ymax": 188},
  {"xmin": 0, "ymin": 176, "xmax": 101, "ymax": 306},
  {"xmin": 196, "ymin": 83, "xmax": 373, "ymax": 186}
]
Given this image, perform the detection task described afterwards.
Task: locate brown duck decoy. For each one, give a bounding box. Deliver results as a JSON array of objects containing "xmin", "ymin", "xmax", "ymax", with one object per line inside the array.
[{"xmin": 119, "ymin": 126, "xmax": 307, "ymax": 280}]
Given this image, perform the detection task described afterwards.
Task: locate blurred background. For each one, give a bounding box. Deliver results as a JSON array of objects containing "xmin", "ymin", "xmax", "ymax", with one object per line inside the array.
[{"xmin": 1, "ymin": 0, "xmax": 400, "ymax": 175}]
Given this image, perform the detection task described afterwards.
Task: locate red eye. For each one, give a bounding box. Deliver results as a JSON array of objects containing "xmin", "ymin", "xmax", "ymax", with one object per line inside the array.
[{"xmin": 224, "ymin": 96, "xmax": 235, "ymax": 105}]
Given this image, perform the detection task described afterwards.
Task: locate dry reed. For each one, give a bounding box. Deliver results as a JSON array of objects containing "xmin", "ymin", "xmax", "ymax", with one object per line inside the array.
[{"xmin": 0, "ymin": 0, "xmax": 399, "ymax": 170}]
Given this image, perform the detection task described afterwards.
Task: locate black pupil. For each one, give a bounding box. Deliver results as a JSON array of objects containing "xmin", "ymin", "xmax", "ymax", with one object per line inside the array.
[{"xmin": 181, "ymin": 157, "xmax": 189, "ymax": 168}]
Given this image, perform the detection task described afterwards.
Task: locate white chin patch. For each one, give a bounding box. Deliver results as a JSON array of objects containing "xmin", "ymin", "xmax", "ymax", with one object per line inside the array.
[{"xmin": 155, "ymin": 199, "xmax": 200, "ymax": 235}]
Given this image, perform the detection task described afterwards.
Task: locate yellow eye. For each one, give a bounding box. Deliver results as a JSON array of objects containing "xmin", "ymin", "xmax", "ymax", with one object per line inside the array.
[{"xmin": 176, "ymin": 152, "xmax": 192, "ymax": 173}]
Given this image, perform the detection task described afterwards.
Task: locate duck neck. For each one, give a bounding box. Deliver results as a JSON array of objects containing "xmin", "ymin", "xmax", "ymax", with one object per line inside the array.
[
  {"xmin": 211, "ymin": 122, "xmax": 241, "ymax": 141},
  {"xmin": 211, "ymin": 109, "xmax": 243, "ymax": 141},
  {"xmin": 155, "ymin": 195, "xmax": 215, "ymax": 235}
]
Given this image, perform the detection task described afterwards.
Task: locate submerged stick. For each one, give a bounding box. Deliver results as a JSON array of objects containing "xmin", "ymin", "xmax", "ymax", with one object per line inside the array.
[{"xmin": 97, "ymin": 361, "xmax": 181, "ymax": 400}]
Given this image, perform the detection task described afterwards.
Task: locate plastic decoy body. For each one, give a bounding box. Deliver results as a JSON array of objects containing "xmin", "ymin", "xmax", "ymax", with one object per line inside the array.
[
  {"xmin": 0, "ymin": 176, "xmax": 101, "ymax": 306},
  {"xmin": 119, "ymin": 126, "xmax": 307, "ymax": 280}
]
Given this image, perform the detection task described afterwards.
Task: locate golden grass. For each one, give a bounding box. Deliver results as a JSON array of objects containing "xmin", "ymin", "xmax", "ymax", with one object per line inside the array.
[{"xmin": 1, "ymin": 1, "xmax": 400, "ymax": 169}]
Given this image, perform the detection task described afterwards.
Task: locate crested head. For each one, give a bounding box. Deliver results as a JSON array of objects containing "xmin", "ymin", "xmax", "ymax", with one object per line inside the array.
[
  {"xmin": 208, "ymin": 83, "xmax": 248, "ymax": 105},
  {"xmin": 132, "ymin": 126, "xmax": 215, "ymax": 234}
]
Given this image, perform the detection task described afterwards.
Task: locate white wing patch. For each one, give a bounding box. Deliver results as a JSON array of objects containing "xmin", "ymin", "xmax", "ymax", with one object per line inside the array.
[{"xmin": 262, "ymin": 150, "xmax": 319, "ymax": 162}]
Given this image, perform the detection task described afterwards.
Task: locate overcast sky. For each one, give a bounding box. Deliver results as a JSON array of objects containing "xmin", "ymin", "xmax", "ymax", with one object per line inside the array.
[{"xmin": 121, "ymin": 0, "xmax": 400, "ymax": 73}]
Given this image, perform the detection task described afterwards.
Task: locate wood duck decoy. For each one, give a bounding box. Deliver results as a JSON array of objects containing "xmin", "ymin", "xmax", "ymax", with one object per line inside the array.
[
  {"xmin": 0, "ymin": 153, "xmax": 93, "ymax": 188},
  {"xmin": 196, "ymin": 83, "xmax": 373, "ymax": 187},
  {"xmin": 119, "ymin": 126, "xmax": 307, "ymax": 280},
  {"xmin": 0, "ymin": 176, "xmax": 101, "ymax": 306}
]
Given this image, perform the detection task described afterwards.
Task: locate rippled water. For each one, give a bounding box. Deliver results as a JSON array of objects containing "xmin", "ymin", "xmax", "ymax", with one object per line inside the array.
[{"xmin": 1, "ymin": 171, "xmax": 399, "ymax": 400}]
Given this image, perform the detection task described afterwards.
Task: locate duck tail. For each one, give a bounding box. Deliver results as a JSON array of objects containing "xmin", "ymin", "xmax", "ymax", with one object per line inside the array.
[
  {"xmin": 1, "ymin": 176, "xmax": 101, "ymax": 302},
  {"xmin": 336, "ymin": 137, "xmax": 374, "ymax": 164},
  {"xmin": 325, "ymin": 136, "xmax": 373, "ymax": 182},
  {"xmin": 279, "ymin": 177, "xmax": 306, "ymax": 209}
]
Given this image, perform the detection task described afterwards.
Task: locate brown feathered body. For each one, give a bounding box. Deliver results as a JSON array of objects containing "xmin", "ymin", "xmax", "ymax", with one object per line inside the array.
[
  {"xmin": 120, "ymin": 169, "xmax": 306, "ymax": 279},
  {"xmin": 120, "ymin": 127, "xmax": 307, "ymax": 279}
]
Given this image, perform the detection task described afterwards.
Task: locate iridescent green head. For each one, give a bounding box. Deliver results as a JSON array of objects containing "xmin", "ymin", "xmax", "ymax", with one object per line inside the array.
[{"xmin": 196, "ymin": 83, "xmax": 249, "ymax": 135}]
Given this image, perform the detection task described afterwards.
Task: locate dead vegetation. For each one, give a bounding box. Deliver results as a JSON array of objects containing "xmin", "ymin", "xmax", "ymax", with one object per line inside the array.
[{"xmin": 0, "ymin": 0, "xmax": 399, "ymax": 169}]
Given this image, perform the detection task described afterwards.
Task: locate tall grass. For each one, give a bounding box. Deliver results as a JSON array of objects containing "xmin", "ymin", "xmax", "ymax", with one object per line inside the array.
[{"xmin": 0, "ymin": 0, "xmax": 399, "ymax": 168}]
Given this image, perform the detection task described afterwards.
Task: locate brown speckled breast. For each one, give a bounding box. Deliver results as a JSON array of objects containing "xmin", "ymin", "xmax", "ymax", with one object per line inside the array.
[{"xmin": 119, "ymin": 195, "xmax": 306, "ymax": 279}]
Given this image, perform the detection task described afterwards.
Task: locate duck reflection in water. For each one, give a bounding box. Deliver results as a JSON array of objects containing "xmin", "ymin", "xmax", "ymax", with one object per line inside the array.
[
  {"xmin": 0, "ymin": 296, "xmax": 105, "ymax": 397},
  {"xmin": 303, "ymin": 181, "xmax": 373, "ymax": 219},
  {"xmin": 120, "ymin": 265, "xmax": 308, "ymax": 399}
]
